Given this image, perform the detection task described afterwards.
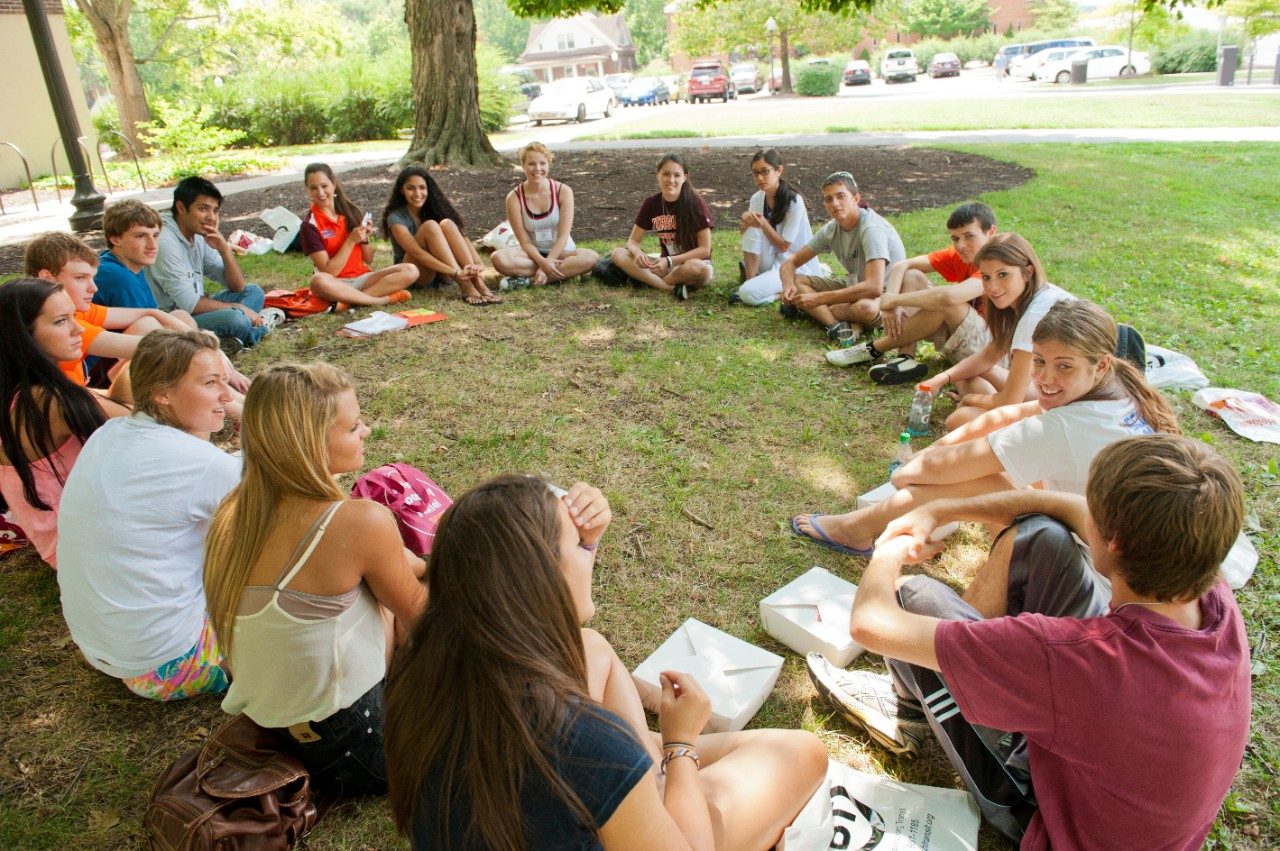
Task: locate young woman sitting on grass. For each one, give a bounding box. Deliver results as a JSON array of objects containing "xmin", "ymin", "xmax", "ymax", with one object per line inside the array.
[
  {"xmin": 0, "ymin": 279, "xmax": 130, "ymax": 569},
  {"xmin": 205, "ymin": 363, "xmax": 426, "ymax": 796},
  {"xmin": 384, "ymin": 474, "xmax": 827, "ymax": 851},
  {"xmin": 734, "ymin": 149, "xmax": 821, "ymax": 306},
  {"xmin": 381, "ymin": 164, "xmax": 501, "ymax": 306},
  {"xmin": 490, "ymin": 142, "xmax": 599, "ymax": 289},
  {"xmin": 609, "ymin": 153, "xmax": 714, "ymax": 301},
  {"xmin": 792, "ymin": 300, "xmax": 1178, "ymax": 558},
  {"xmin": 302, "ymin": 162, "xmax": 419, "ymax": 311},
  {"xmin": 57, "ymin": 330, "xmax": 240, "ymax": 701},
  {"xmin": 917, "ymin": 232, "xmax": 1075, "ymax": 432}
]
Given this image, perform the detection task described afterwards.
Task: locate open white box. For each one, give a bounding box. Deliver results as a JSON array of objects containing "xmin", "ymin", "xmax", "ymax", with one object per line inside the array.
[
  {"xmin": 858, "ymin": 481, "xmax": 960, "ymax": 540},
  {"xmin": 760, "ymin": 566, "xmax": 863, "ymax": 667},
  {"xmin": 632, "ymin": 618, "xmax": 783, "ymax": 733}
]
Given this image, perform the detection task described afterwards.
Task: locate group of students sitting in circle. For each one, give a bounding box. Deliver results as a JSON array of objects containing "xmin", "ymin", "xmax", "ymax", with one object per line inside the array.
[{"xmin": 0, "ymin": 142, "xmax": 1254, "ymax": 851}]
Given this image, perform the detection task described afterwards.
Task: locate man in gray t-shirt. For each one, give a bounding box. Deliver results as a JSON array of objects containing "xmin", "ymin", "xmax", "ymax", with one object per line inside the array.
[{"xmin": 778, "ymin": 172, "xmax": 906, "ymax": 347}]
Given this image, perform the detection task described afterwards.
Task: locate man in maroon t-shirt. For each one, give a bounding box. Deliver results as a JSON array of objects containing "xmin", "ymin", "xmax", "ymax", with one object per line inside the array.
[
  {"xmin": 828, "ymin": 202, "xmax": 997, "ymax": 385},
  {"xmin": 809, "ymin": 435, "xmax": 1251, "ymax": 849}
]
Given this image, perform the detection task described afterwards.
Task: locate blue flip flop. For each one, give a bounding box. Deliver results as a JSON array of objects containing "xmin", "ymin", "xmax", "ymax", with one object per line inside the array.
[{"xmin": 791, "ymin": 514, "xmax": 874, "ymax": 557}]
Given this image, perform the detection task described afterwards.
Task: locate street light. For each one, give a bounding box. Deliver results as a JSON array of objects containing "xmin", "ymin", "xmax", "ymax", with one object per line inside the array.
[{"xmin": 765, "ymin": 17, "xmax": 778, "ymax": 96}]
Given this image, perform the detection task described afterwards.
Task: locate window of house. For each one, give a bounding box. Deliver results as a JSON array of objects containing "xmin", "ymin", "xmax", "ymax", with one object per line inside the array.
[{"xmin": 557, "ymin": 33, "xmax": 575, "ymax": 50}]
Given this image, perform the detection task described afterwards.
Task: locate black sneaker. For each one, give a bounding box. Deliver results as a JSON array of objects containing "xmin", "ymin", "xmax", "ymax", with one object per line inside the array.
[
  {"xmin": 807, "ymin": 653, "xmax": 930, "ymax": 758},
  {"xmin": 729, "ymin": 292, "xmax": 744, "ymax": 305},
  {"xmin": 779, "ymin": 302, "xmax": 801, "ymax": 320},
  {"xmin": 870, "ymin": 357, "xmax": 929, "ymax": 386},
  {"xmin": 673, "ymin": 284, "xmax": 689, "ymax": 301}
]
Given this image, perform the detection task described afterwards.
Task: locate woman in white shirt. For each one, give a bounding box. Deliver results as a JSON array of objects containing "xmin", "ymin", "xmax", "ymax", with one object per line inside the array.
[
  {"xmin": 57, "ymin": 329, "xmax": 239, "ymax": 701},
  {"xmin": 917, "ymin": 232, "xmax": 1075, "ymax": 431},
  {"xmin": 734, "ymin": 149, "xmax": 821, "ymax": 306},
  {"xmin": 792, "ymin": 300, "xmax": 1177, "ymax": 556},
  {"xmin": 204, "ymin": 363, "xmax": 426, "ymax": 796}
]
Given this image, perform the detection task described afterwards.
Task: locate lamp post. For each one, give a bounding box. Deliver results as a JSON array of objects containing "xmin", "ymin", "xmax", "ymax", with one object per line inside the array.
[
  {"xmin": 766, "ymin": 17, "xmax": 778, "ymax": 95},
  {"xmin": 22, "ymin": 0, "xmax": 104, "ymax": 232}
]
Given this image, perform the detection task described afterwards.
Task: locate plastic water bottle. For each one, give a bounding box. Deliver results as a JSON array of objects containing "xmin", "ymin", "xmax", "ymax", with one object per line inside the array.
[
  {"xmin": 888, "ymin": 432, "xmax": 913, "ymax": 476},
  {"xmin": 907, "ymin": 385, "xmax": 934, "ymax": 436}
]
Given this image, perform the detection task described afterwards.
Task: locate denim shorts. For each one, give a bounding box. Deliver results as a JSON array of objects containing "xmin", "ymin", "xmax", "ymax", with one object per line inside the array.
[{"xmin": 276, "ymin": 681, "xmax": 387, "ymax": 797}]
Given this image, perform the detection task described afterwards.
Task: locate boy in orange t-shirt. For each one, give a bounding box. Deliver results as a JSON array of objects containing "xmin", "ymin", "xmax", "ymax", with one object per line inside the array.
[{"xmin": 826, "ymin": 202, "xmax": 997, "ymax": 388}]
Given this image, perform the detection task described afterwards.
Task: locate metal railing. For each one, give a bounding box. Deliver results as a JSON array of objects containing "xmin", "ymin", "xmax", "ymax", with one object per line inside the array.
[
  {"xmin": 50, "ymin": 135, "xmax": 116, "ymax": 204},
  {"xmin": 94, "ymin": 129, "xmax": 148, "ymax": 193},
  {"xmin": 0, "ymin": 141, "xmax": 39, "ymax": 215}
]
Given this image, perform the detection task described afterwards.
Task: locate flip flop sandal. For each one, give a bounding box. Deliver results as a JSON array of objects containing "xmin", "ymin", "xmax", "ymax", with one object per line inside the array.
[
  {"xmin": 790, "ymin": 514, "xmax": 873, "ymax": 557},
  {"xmin": 870, "ymin": 357, "xmax": 929, "ymax": 386}
]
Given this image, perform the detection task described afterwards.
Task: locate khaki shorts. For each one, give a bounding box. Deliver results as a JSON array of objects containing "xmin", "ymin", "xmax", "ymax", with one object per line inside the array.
[
  {"xmin": 798, "ymin": 273, "xmax": 857, "ymax": 293},
  {"xmin": 931, "ymin": 305, "xmax": 991, "ymax": 363}
]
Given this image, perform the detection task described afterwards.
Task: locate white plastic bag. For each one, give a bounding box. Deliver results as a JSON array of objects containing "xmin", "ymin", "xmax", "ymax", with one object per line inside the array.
[
  {"xmin": 226, "ymin": 229, "xmax": 273, "ymax": 256},
  {"xmin": 1221, "ymin": 533, "xmax": 1259, "ymax": 589},
  {"xmin": 1192, "ymin": 388, "xmax": 1280, "ymax": 444},
  {"xmin": 260, "ymin": 207, "xmax": 302, "ymax": 253},
  {"xmin": 1145, "ymin": 344, "xmax": 1209, "ymax": 390},
  {"xmin": 781, "ymin": 759, "xmax": 980, "ymax": 851},
  {"xmin": 476, "ymin": 220, "xmax": 519, "ymax": 250}
]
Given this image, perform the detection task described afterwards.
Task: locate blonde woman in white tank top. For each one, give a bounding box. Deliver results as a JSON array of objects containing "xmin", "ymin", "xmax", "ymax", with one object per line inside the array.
[
  {"xmin": 204, "ymin": 363, "xmax": 427, "ymax": 797},
  {"xmin": 491, "ymin": 142, "xmax": 599, "ymax": 288}
]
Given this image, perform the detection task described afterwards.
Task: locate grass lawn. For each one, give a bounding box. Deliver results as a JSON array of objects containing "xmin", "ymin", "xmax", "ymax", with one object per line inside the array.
[
  {"xmin": 0, "ymin": 142, "xmax": 1276, "ymax": 849},
  {"xmin": 581, "ymin": 92, "xmax": 1280, "ymax": 140}
]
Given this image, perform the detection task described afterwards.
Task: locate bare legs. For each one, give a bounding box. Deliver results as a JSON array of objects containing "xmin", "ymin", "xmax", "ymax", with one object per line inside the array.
[
  {"xmin": 582, "ymin": 628, "xmax": 827, "ymax": 851},
  {"xmin": 309, "ymin": 264, "xmax": 420, "ymax": 307},
  {"xmin": 491, "ymin": 246, "xmax": 600, "ymax": 282},
  {"xmin": 793, "ymin": 274, "xmax": 879, "ymax": 335},
  {"xmin": 609, "ymin": 247, "xmax": 712, "ymax": 295},
  {"xmin": 796, "ymin": 473, "xmax": 1014, "ymax": 552}
]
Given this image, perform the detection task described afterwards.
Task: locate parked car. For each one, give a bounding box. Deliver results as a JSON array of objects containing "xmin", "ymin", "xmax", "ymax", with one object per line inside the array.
[
  {"xmin": 620, "ymin": 77, "xmax": 671, "ymax": 106},
  {"xmin": 768, "ymin": 66, "xmax": 784, "ymax": 93},
  {"xmin": 1020, "ymin": 47, "xmax": 1076, "ymax": 81},
  {"xmin": 688, "ymin": 60, "xmax": 736, "ymax": 102},
  {"xmin": 1038, "ymin": 45, "xmax": 1151, "ymax": 84},
  {"xmin": 927, "ymin": 52, "xmax": 960, "ymax": 78},
  {"xmin": 1003, "ymin": 37, "xmax": 1097, "ymax": 79},
  {"xmin": 664, "ymin": 74, "xmax": 689, "ymax": 102},
  {"xmin": 500, "ymin": 65, "xmax": 541, "ymax": 112},
  {"xmin": 843, "ymin": 59, "xmax": 872, "ymax": 85},
  {"xmin": 528, "ymin": 76, "xmax": 614, "ymax": 125},
  {"xmin": 880, "ymin": 48, "xmax": 918, "ymax": 83},
  {"xmin": 604, "ymin": 73, "xmax": 633, "ymax": 98},
  {"xmin": 730, "ymin": 63, "xmax": 763, "ymax": 93}
]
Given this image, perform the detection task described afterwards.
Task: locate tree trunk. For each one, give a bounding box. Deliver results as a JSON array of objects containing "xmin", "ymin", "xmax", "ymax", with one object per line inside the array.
[
  {"xmin": 401, "ymin": 0, "xmax": 502, "ymax": 167},
  {"xmin": 780, "ymin": 30, "xmax": 792, "ymax": 93},
  {"xmin": 74, "ymin": 0, "xmax": 151, "ymax": 157}
]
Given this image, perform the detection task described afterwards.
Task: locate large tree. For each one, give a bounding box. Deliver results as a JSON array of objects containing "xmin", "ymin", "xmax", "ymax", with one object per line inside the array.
[
  {"xmin": 902, "ymin": 0, "xmax": 989, "ymax": 38},
  {"xmin": 72, "ymin": 0, "xmax": 153, "ymax": 154}
]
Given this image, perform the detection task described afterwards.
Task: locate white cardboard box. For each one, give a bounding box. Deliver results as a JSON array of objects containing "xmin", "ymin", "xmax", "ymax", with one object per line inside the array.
[
  {"xmin": 760, "ymin": 566, "xmax": 863, "ymax": 667},
  {"xmin": 632, "ymin": 618, "xmax": 783, "ymax": 733},
  {"xmin": 857, "ymin": 481, "xmax": 960, "ymax": 540}
]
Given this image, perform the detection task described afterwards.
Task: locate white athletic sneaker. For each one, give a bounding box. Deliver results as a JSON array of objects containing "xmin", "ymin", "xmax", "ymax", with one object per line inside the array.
[
  {"xmin": 826, "ymin": 341, "xmax": 883, "ymax": 367},
  {"xmin": 807, "ymin": 653, "xmax": 930, "ymax": 758}
]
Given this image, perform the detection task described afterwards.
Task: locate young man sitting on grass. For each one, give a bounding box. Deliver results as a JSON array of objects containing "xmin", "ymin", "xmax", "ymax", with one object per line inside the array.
[
  {"xmin": 94, "ymin": 200, "xmax": 191, "ymax": 321},
  {"xmin": 24, "ymin": 232, "xmax": 191, "ymax": 401},
  {"xmin": 827, "ymin": 202, "xmax": 997, "ymax": 387},
  {"xmin": 778, "ymin": 171, "xmax": 906, "ymax": 348},
  {"xmin": 808, "ymin": 434, "xmax": 1250, "ymax": 849}
]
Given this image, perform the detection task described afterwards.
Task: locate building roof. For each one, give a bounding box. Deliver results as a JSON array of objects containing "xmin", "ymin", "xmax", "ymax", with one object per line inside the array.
[{"xmin": 522, "ymin": 12, "xmax": 632, "ymax": 63}]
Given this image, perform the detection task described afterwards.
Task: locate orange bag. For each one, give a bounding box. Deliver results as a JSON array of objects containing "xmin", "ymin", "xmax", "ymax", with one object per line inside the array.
[{"xmin": 263, "ymin": 288, "xmax": 332, "ymax": 319}]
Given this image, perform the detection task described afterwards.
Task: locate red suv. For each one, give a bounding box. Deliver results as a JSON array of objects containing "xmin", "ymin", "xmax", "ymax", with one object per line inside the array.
[{"xmin": 688, "ymin": 60, "xmax": 736, "ymax": 103}]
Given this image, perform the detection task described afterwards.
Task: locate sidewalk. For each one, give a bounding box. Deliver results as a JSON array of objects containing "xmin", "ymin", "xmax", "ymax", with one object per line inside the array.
[{"xmin": 5, "ymin": 126, "xmax": 1280, "ymax": 247}]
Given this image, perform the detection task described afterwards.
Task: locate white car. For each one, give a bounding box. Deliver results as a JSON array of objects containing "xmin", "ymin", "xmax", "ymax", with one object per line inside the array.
[
  {"xmin": 528, "ymin": 76, "xmax": 614, "ymax": 125},
  {"xmin": 1010, "ymin": 47, "xmax": 1074, "ymax": 80},
  {"xmin": 880, "ymin": 49, "xmax": 918, "ymax": 83},
  {"xmin": 1037, "ymin": 45, "xmax": 1150, "ymax": 84}
]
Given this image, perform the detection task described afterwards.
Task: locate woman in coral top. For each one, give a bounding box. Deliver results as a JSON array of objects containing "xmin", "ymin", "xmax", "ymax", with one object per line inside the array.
[
  {"xmin": 0, "ymin": 279, "xmax": 129, "ymax": 568},
  {"xmin": 302, "ymin": 163, "xmax": 419, "ymax": 311}
]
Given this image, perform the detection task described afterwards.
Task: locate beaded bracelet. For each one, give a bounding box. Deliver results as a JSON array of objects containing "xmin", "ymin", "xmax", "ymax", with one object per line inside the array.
[{"xmin": 659, "ymin": 746, "xmax": 700, "ymax": 775}]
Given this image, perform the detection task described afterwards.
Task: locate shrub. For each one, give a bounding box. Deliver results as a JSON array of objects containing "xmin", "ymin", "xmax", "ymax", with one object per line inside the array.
[
  {"xmin": 328, "ymin": 86, "xmax": 400, "ymax": 143},
  {"xmin": 795, "ymin": 63, "xmax": 840, "ymax": 96},
  {"xmin": 138, "ymin": 99, "xmax": 246, "ymax": 157},
  {"xmin": 91, "ymin": 98, "xmax": 122, "ymax": 153},
  {"xmin": 477, "ymin": 43, "xmax": 517, "ymax": 132},
  {"xmin": 1152, "ymin": 30, "xmax": 1221, "ymax": 74}
]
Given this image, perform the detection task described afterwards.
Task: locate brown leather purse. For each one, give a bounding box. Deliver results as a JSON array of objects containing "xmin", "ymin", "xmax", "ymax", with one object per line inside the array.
[{"xmin": 144, "ymin": 715, "xmax": 319, "ymax": 850}]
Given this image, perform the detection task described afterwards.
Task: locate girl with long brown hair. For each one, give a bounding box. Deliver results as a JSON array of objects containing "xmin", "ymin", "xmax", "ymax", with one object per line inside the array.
[
  {"xmin": 384, "ymin": 474, "xmax": 826, "ymax": 850},
  {"xmin": 204, "ymin": 362, "xmax": 426, "ymax": 795},
  {"xmin": 793, "ymin": 299, "xmax": 1177, "ymax": 557},
  {"xmin": 917, "ymin": 232, "xmax": 1075, "ymax": 430}
]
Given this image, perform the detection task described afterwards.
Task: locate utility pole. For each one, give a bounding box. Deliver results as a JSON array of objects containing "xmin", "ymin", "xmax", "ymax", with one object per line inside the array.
[{"xmin": 23, "ymin": 0, "xmax": 105, "ymax": 232}]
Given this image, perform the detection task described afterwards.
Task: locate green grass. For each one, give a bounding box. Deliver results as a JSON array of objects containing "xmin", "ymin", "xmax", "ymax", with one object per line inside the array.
[
  {"xmin": 1, "ymin": 142, "xmax": 1276, "ymax": 849},
  {"xmin": 580, "ymin": 93, "xmax": 1280, "ymax": 140}
]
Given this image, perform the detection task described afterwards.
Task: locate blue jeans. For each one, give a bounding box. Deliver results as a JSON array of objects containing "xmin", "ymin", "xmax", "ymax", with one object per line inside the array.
[{"xmin": 194, "ymin": 284, "xmax": 267, "ymax": 347}]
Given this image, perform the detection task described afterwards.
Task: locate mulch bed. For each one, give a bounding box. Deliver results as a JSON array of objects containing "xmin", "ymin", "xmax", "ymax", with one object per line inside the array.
[{"xmin": 0, "ymin": 146, "xmax": 1033, "ymax": 273}]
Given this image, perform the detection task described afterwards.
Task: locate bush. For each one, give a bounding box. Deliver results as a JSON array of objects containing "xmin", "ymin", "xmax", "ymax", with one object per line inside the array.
[
  {"xmin": 138, "ymin": 99, "xmax": 245, "ymax": 157},
  {"xmin": 91, "ymin": 98, "xmax": 122, "ymax": 153},
  {"xmin": 795, "ymin": 63, "xmax": 840, "ymax": 96},
  {"xmin": 477, "ymin": 44, "xmax": 517, "ymax": 133},
  {"xmin": 1152, "ymin": 30, "xmax": 1221, "ymax": 74}
]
